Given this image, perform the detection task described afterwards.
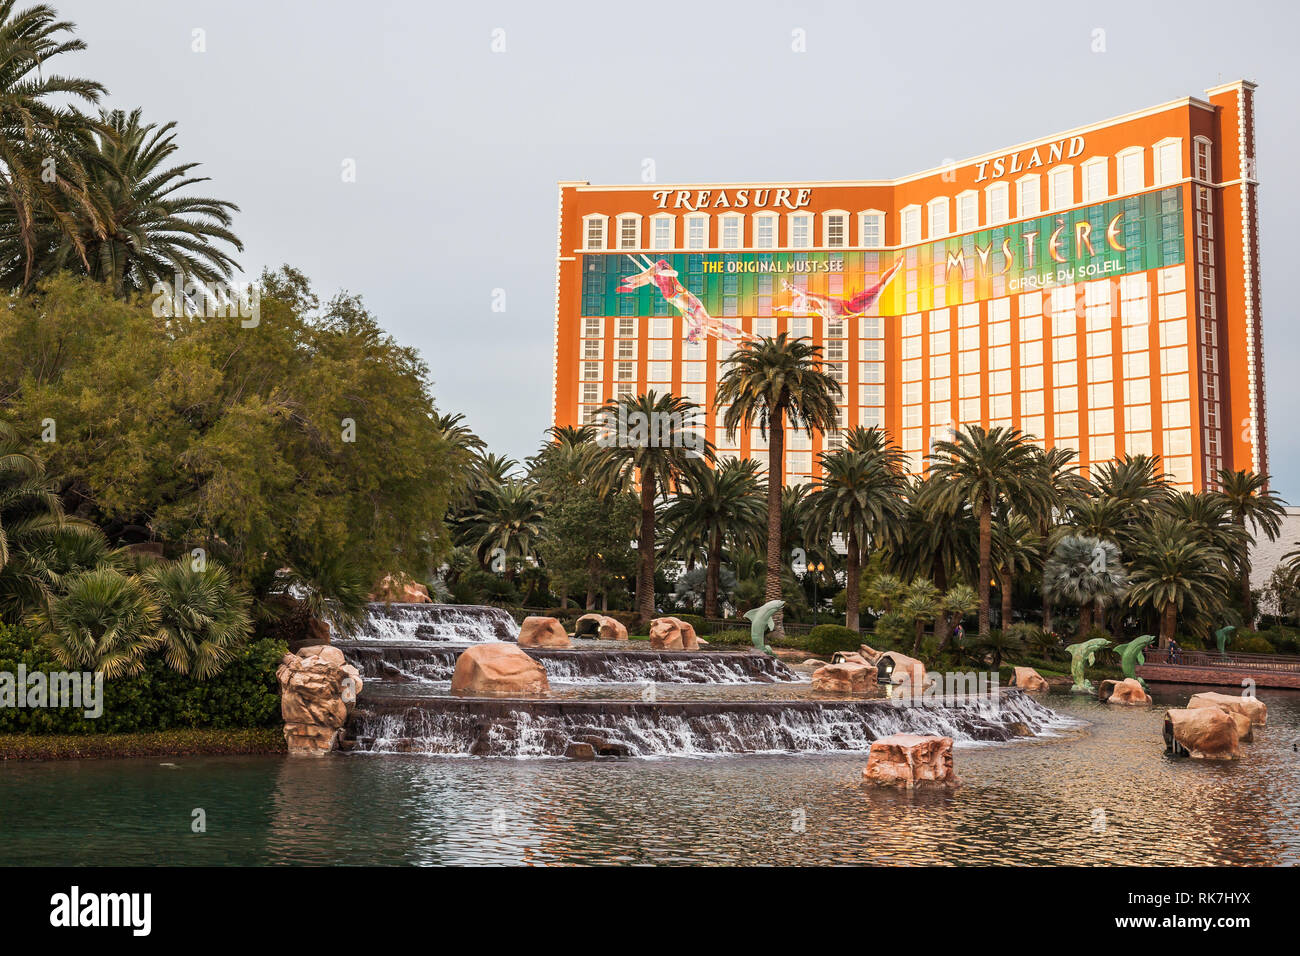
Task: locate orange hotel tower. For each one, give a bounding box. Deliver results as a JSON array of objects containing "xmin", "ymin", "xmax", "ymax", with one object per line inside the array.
[{"xmin": 551, "ymin": 81, "xmax": 1266, "ymax": 491}]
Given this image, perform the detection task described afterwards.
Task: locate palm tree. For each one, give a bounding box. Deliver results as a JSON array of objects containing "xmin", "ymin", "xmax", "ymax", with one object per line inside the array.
[
  {"xmin": 1029, "ymin": 444, "xmax": 1088, "ymax": 631},
  {"xmin": 145, "ymin": 559, "xmax": 252, "ymax": 678},
  {"xmin": 991, "ymin": 513, "xmax": 1041, "ymax": 632},
  {"xmin": 661, "ymin": 457, "xmax": 764, "ymax": 618},
  {"xmin": 899, "ymin": 578, "xmax": 941, "ymax": 656},
  {"xmin": 1092, "ymin": 454, "xmax": 1171, "ymax": 510},
  {"xmin": 593, "ymin": 391, "xmax": 715, "ymax": 625},
  {"xmin": 41, "ymin": 108, "xmax": 242, "ymax": 296},
  {"xmin": 464, "ymin": 479, "xmax": 545, "ymax": 578},
  {"xmin": 808, "ymin": 434, "xmax": 908, "ymax": 630},
  {"xmin": 1216, "ymin": 469, "xmax": 1287, "ymax": 622},
  {"xmin": 715, "ymin": 334, "xmax": 841, "ymax": 639},
  {"xmin": 1128, "ymin": 516, "xmax": 1230, "ymax": 648},
  {"xmin": 938, "ymin": 584, "xmax": 978, "ymax": 654},
  {"xmin": 45, "ymin": 566, "xmax": 162, "ymax": 678},
  {"xmin": 0, "ymin": 1, "xmax": 111, "ymax": 292},
  {"xmin": 927, "ymin": 425, "xmax": 1050, "ymax": 638},
  {"xmin": 1041, "ymin": 535, "xmax": 1127, "ymax": 637}
]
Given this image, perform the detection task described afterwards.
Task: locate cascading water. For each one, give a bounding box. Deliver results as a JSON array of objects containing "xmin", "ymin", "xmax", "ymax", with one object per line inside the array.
[
  {"xmin": 345, "ymin": 690, "xmax": 1075, "ymax": 758},
  {"xmin": 349, "ymin": 603, "xmax": 519, "ymax": 643}
]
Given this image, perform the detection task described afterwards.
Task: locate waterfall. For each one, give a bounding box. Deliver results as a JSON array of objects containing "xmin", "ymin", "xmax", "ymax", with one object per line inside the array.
[
  {"xmin": 349, "ymin": 603, "xmax": 519, "ymax": 643},
  {"xmin": 345, "ymin": 691, "xmax": 1076, "ymax": 758}
]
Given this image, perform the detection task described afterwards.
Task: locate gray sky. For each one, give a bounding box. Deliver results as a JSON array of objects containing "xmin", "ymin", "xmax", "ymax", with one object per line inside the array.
[{"xmin": 58, "ymin": 0, "xmax": 1299, "ymax": 498}]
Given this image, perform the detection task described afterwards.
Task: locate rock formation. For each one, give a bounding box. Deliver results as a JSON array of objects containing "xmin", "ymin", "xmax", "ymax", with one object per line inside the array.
[
  {"xmin": 450, "ymin": 643, "xmax": 550, "ymax": 696},
  {"xmin": 1099, "ymin": 677, "xmax": 1152, "ymax": 705},
  {"xmin": 277, "ymin": 646, "xmax": 365, "ymax": 755},
  {"xmin": 575, "ymin": 613, "xmax": 628, "ymax": 641},
  {"xmin": 517, "ymin": 615, "xmax": 572, "ymax": 648},
  {"xmin": 1165, "ymin": 707, "xmax": 1240, "ymax": 760},
  {"xmin": 649, "ymin": 616, "xmax": 699, "ymax": 650},
  {"xmin": 878, "ymin": 651, "xmax": 931, "ymax": 697},
  {"xmin": 1187, "ymin": 691, "xmax": 1267, "ymax": 726},
  {"xmin": 862, "ymin": 734, "xmax": 958, "ymax": 789},
  {"xmin": 811, "ymin": 661, "xmax": 878, "ymax": 693},
  {"xmin": 369, "ymin": 573, "xmax": 431, "ymax": 604},
  {"xmin": 1010, "ymin": 666, "xmax": 1051, "ymax": 695}
]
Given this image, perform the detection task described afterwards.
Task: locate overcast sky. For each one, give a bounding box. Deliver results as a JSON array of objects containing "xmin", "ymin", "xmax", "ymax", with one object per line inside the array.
[{"xmin": 57, "ymin": 0, "xmax": 1299, "ymax": 498}]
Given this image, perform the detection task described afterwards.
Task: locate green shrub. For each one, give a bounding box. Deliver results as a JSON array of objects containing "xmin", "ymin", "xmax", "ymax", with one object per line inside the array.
[
  {"xmin": 783, "ymin": 623, "xmax": 863, "ymax": 657},
  {"xmin": 0, "ymin": 621, "xmax": 284, "ymax": 735},
  {"xmin": 704, "ymin": 629, "xmax": 753, "ymax": 646},
  {"xmin": 1232, "ymin": 633, "xmax": 1276, "ymax": 654},
  {"xmin": 871, "ymin": 612, "xmax": 910, "ymax": 649}
]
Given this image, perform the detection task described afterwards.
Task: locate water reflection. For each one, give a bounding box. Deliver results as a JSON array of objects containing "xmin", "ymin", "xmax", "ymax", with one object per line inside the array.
[{"xmin": 1, "ymin": 686, "xmax": 1296, "ymax": 865}]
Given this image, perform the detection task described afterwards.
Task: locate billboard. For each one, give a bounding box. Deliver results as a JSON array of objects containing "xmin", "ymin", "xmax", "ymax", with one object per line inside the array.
[{"xmin": 580, "ymin": 187, "xmax": 1185, "ymax": 324}]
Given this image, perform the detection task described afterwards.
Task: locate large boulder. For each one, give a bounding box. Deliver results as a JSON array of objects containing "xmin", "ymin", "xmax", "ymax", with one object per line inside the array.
[
  {"xmin": 831, "ymin": 651, "xmax": 872, "ymax": 667},
  {"xmin": 649, "ymin": 616, "xmax": 699, "ymax": 651},
  {"xmin": 517, "ymin": 616, "xmax": 571, "ymax": 648},
  {"xmin": 1187, "ymin": 691, "xmax": 1267, "ymax": 726},
  {"xmin": 277, "ymin": 649, "xmax": 364, "ymax": 756},
  {"xmin": 1165, "ymin": 707, "xmax": 1240, "ymax": 760},
  {"xmin": 575, "ymin": 613, "xmax": 628, "ymax": 641},
  {"xmin": 811, "ymin": 661, "xmax": 878, "ymax": 693},
  {"xmin": 450, "ymin": 643, "xmax": 550, "ymax": 696},
  {"xmin": 858, "ymin": 643, "xmax": 884, "ymax": 664},
  {"xmin": 1099, "ymin": 678, "xmax": 1152, "ymax": 705},
  {"xmin": 1226, "ymin": 711, "xmax": 1254, "ymax": 743},
  {"xmin": 878, "ymin": 651, "xmax": 930, "ymax": 696},
  {"xmin": 369, "ymin": 573, "xmax": 430, "ymax": 604},
  {"xmin": 862, "ymin": 734, "xmax": 958, "ymax": 789},
  {"xmin": 1010, "ymin": 666, "xmax": 1051, "ymax": 695}
]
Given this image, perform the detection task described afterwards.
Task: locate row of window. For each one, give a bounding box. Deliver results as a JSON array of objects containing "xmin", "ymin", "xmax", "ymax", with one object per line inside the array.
[{"xmin": 583, "ymin": 139, "xmax": 1206, "ymax": 251}]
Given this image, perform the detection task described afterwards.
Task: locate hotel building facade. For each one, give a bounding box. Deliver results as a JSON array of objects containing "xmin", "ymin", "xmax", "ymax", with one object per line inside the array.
[{"xmin": 551, "ymin": 81, "xmax": 1266, "ymax": 491}]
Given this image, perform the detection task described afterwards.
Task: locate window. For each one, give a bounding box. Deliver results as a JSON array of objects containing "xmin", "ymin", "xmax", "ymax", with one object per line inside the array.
[
  {"xmin": 1194, "ymin": 137, "xmax": 1213, "ymax": 182},
  {"xmin": 824, "ymin": 211, "xmax": 848, "ymax": 248},
  {"xmin": 901, "ymin": 206, "xmax": 921, "ymax": 244},
  {"xmin": 927, "ymin": 198, "xmax": 949, "ymax": 238},
  {"xmin": 754, "ymin": 213, "xmax": 776, "ymax": 249},
  {"xmin": 616, "ymin": 214, "xmax": 640, "ymax": 250},
  {"xmin": 584, "ymin": 215, "xmax": 606, "ymax": 250},
  {"xmin": 650, "ymin": 215, "xmax": 674, "ymax": 250},
  {"xmin": 859, "ymin": 210, "xmax": 884, "ymax": 248},
  {"xmin": 1154, "ymin": 139, "xmax": 1181, "ymax": 186},
  {"xmin": 1016, "ymin": 175, "xmax": 1040, "ymax": 218},
  {"xmin": 956, "ymin": 192, "xmax": 978, "ymax": 232},
  {"xmin": 1048, "ymin": 165, "xmax": 1074, "ymax": 210},
  {"xmin": 720, "ymin": 214, "xmax": 742, "ymax": 249},
  {"xmin": 1117, "ymin": 148, "xmax": 1144, "ymax": 194},
  {"xmin": 1082, "ymin": 158, "xmax": 1108, "ymax": 202},
  {"xmin": 789, "ymin": 214, "xmax": 812, "ymax": 248},
  {"xmin": 685, "ymin": 214, "xmax": 708, "ymax": 249},
  {"xmin": 985, "ymin": 183, "xmax": 1009, "ymax": 225}
]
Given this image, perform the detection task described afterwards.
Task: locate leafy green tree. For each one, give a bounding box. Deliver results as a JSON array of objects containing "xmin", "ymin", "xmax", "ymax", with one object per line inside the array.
[
  {"xmin": 716, "ymin": 334, "xmax": 840, "ymax": 639},
  {"xmin": 592, "ymin": 391, "xmax": 714, "ymax": 625},
  {"xmin": 927, "ymin": 425, "xmax": 1051, "ymax": 638}
]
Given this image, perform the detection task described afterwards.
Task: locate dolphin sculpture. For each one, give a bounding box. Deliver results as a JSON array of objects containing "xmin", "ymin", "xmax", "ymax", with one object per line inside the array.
[
  {"xmin": 1064, "ymin": 637, "xmax": 1112, "ymax": 694},
  {"xmin": 1215, "ymin": 624, "xmax": 1236, "ymax": 656},
  {"xmin": 1112, "ymin": 635, "xmax": 1156, "ymax": 690},
  {"xmin": 744, "ymin": 600, "xmax": 785, "ymax": 657}
]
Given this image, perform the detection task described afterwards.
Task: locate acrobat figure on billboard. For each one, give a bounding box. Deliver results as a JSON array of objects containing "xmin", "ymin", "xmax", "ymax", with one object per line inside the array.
[
  {"xmin": 618, "ymin": 255, "xmax": 751, "ymax": 345},
  {"xmin": 776, "ymin": 256, "xmax": 905, "ymax": 321}
]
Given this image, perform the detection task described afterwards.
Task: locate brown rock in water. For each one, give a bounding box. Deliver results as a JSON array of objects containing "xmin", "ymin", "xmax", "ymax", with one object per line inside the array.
[
  {"xmin": 517, "ymin": 616, "xmax": 571, "ymax": 648},
  {"xmin": 276, "ymin": 651, "xmax": 362, "ymax": 755},
  {"xmin": 858, "ymin": 643, "xmax": 884, "ymax": 664},
  {"xmin": 811, "ymin": 661, "xmax": 878, "ymax": 693},
  {"xmin": 1099, "ymin": 678, "xmax": 1152, "ymax": 705},
  {"xmin": 574, "ymin": 613, "xmax": 605, "ymax": 638},
  {"xmin": 450, "ymin": 643, "xmax": 550, "ymax": 697},
  {"xmin": 879, "ymin": 651, "xmax": 931, "ymax": 697},
  {"xmin": 297, "ymin": 644, "xmax": 346, "ymax": 667},
  {"xmin": 1187, "ymin": 691, "xmax": 1267, "ymax": 726},
  {"xmin": 369, "ymin": 573, "xmax": 431, "ymax": 604},
  {"xmin": 832, "ymin": 651, "xmax": 871, "ymax": 666},
  {"xmin": 564, "ymin": 741, "xmax": 596, "ymax": 760},
  {"xmin": 599, "ymin": 616, "xmax": 628, "ymax": 641},
  {"xmin": 862, "ymin": 734, "xmax": 958, "ymax": 789},
  {"xmin": 1226, "ymin": 711, "xmax": 1254, "ymax": 743},
  {"xmin": 1010, "ymin": 666, "xmax": 1051, "ymax": 695},
  {"xmin": 1166, "ymin": 707, "xmax": 1240, "ymax": 760},
  {"xmin": 648, "ymin": 617, "xmax": 699, "ymax": 650}
]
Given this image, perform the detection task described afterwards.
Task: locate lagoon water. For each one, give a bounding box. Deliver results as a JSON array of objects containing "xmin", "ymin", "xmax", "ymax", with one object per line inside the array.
[{"xmin": 2, "ymin": 685, "xmax": 1296, "ymax": 866}]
